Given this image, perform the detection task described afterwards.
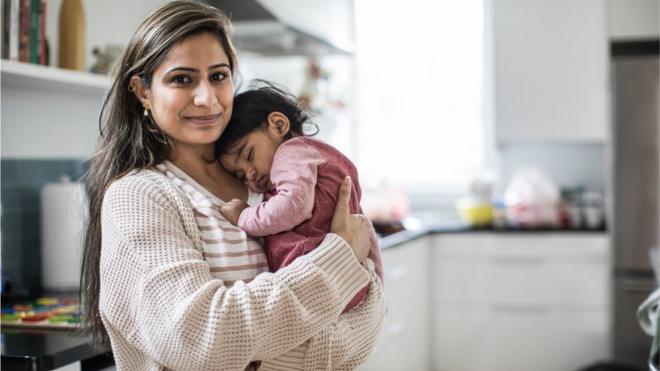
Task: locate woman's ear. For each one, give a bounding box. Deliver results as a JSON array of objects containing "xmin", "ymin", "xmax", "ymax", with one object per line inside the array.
[
  {"xmin": 267, "ymin": 112, "xmax": 290, "ymax": 139},
  {"xmin": 129, "ymin": 75, "xmax": 151, "ymax": 108}
]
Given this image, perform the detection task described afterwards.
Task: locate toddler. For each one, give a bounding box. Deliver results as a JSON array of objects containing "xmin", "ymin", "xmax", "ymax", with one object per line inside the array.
[{"xmin": 216, "ymin": 82, "xmax": 382, "ymax": 313}]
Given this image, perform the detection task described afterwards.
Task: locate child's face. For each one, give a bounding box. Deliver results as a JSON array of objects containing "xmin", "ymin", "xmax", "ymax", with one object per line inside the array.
[{"xmin": 219, "ymin": 113, "xmax": 289, "ymax": 193}]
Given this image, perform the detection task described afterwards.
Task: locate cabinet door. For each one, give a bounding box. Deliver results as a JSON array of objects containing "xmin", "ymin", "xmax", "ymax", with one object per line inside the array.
[
  {"xmin": 433, "ymin": 308, "xmax": 609, "ymax": 371},
  {"xmin": 430, "ymin": 233, "xmax": 611, "ymax": 371},
  {"xmin": 492, "ymin": 0, "xmax": 608, "ymax": 142},
  {"xmin": 432, "ymin": 233, "xmax": 610, "ymax": 308},
  {"xmin": 359, "ymin": 237, "xmax": 430, "ymax": 371},
  {"xmin": 608, "ymin": 0, "xmax": 660, "ymax": 40}
]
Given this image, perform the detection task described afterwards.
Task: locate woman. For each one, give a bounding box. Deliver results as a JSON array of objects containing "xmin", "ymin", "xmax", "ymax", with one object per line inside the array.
[{"xmin": 80, "ymin": 1, "xmax": 385, "ymax": 370}]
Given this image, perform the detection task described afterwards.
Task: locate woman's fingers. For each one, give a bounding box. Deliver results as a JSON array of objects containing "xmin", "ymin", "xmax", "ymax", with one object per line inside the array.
[
  {"xmin": 331, "ymin": 176, "xmax": 352, "ymax": 234},
  {"xmin": 349, "ymin": 214, "xmax": 370, "ymax": 263},
  {"xmin": 330, "ymin": 176, "xmax": 370, "ymax": 262}
]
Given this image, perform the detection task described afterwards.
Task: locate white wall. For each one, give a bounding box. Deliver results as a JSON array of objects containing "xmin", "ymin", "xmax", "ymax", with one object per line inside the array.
[
  {"xmin": 1, "ymin": 83, "xmax": 104, "ymax": 158},
  {"xmin": 497, "ymin": 143, "xmax": 607, "ymax": 193}
]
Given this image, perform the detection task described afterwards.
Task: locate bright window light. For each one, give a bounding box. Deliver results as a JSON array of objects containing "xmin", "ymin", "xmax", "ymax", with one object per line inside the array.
[{"xmin": 355, "ymin": 0, "xmax": 486, "ymax": 193}]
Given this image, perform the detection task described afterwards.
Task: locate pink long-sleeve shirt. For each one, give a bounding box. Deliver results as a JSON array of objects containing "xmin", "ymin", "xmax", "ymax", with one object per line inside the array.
[{"xmin": 237, "ymin": 136, "xmax": 382, "ymax": 312}]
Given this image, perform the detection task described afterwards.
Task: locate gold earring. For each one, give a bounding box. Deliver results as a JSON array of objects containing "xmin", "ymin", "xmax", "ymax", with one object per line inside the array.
[
  {"xmin": 128, "ymin": 85, "xmax": 136, "ymax": 92},
  {"xmin": 143, "ymin": 106, "xmax": 150, "ymax": 117}
]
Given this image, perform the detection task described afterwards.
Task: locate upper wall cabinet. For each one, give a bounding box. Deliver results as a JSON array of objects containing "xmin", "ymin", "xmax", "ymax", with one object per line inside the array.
[
  {"xmin": 491, "ymin": 0, "xmax": 609, "ymax": 143},
  {"xmin": 608, "ymin": 0, "xmax": 660, "ymax": 40}
]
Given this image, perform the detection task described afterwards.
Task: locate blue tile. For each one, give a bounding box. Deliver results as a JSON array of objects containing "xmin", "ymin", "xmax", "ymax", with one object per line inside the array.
[
  {"xmin": 1, "ymin": 160, "xmax": 20, "ymax": 180},
  {"xmin": 1, "ymin": 158, "xmax": 85, "ymax": 294}
]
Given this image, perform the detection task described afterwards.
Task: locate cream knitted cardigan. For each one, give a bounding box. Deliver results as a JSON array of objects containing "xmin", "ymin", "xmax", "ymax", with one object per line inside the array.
[{"xmin": 99, "ymin": 169, "xmax": 385, "ymax": 370}]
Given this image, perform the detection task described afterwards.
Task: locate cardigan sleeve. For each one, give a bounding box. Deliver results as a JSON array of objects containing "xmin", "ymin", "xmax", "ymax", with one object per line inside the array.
[
  {"xmin": 99, "ymin": 174, "xmax": 369, "ymax": 371},
  {"xmin": 303, "ymin": 259, "xmax": 386, "ymax": 370},
  {"xmin": 259, "ymin": 260, "xmax": 385, "ymax": 371},
  {"xmin": 237, "ymin": 138, "xmax": 326, "ymax": 236},
  {"xmin": 260, "ymin": 242, "xmax": 385, "ymax": 371}
]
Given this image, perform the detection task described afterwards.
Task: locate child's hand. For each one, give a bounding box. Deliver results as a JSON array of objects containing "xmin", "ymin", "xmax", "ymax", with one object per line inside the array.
[{"xmin": 220, "ymin": 198, "xmax": 249, "ymax": 225}]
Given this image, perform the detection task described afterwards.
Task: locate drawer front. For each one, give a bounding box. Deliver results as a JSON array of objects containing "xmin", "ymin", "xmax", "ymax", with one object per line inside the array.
[
  {"xmin": 432, "ymin": 308, "xmax": 609, "ymax": 371},
  {"xmin": 432, "ymin": 234, "xmax": 610, "ymax": 308}
]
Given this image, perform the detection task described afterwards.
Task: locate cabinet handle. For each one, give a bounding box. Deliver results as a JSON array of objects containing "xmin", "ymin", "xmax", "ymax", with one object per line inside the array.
[
  {"xmin": 489, "ymin": 303, "xmax": 550, "ymax": 313},
  {"xmin": 621, "ymin": 281, "xmax": 656, "ymax": 293},
  {"xmin": 491, "ymin": 256, "xmax": 547, "ymax": 265},
  {"xmin": 385, "ymin": 265, "xmax": 409, "ymax": 282}
]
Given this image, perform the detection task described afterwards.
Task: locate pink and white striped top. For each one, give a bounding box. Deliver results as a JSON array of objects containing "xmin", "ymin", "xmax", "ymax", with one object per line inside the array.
[
  {"xmin": 156, "ymin": 161, "xmax": 312, "ymax": 369},
  {"xmin": 156, "ymin": 161, "xmax": 268, "ymax": 286}
]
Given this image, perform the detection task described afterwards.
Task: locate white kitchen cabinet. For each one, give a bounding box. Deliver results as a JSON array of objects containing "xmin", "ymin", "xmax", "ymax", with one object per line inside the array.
[
  {"xmin": 359, "ymin": 236, "xmax": 431, "ymax": 371},
  {"xmin": 608, "ymin": 0, "xmax": 660, "ymax": 40},
  {"xmin": 491, "ymin": 0, "xmax": 609, "ymax": 142},
  {"xmin": 430, "ymin": 233, "xmax": 611, "ymax": 371}
]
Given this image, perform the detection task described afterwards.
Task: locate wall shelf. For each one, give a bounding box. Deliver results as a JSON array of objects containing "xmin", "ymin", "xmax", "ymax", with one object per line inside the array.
[{"xmin": 1, "ymin": 59, "xmax": 111, "ymax": 95}]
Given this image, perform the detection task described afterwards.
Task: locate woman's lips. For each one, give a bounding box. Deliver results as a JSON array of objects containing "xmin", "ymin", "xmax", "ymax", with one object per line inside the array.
[{"xmin": 186, "ymin": 113, "xmax": 221, "ymax": 125}]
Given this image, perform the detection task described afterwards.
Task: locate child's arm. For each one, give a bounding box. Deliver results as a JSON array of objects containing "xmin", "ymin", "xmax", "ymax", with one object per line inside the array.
[{"xmin": 236, "ymin": 139, "xmax": 326, "ymax": 236}]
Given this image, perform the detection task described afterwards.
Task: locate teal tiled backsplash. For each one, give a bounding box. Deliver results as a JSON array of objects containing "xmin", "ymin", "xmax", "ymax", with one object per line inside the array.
[{"xmin": 1, "ymin": 159, "xmax": 87, "ymax": 295}]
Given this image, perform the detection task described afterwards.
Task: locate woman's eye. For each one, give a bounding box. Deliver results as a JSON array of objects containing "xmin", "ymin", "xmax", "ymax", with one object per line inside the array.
[
  {"xmin": 171, "ymin": 75, "xmax": 192, "ymax": 85},
  {"xmin": 211, "ymin": 72, "xmax": 227, "ymax": 82},
  {"xmin": 247, "ymin": 149, "xmax": 254, "ymax": 162}
]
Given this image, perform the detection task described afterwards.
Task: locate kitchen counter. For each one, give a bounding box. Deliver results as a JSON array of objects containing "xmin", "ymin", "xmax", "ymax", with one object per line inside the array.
[
  {"xmin": 378, "ymin": 222, "xmax": 608, "ymax": 250},
  {"xmin": 1, "ymin": 327, "xmax": 112, "ymax": 371},
  {"xmin": 1, "ymin": 225, "xmax": 607, "ymax": 370}
]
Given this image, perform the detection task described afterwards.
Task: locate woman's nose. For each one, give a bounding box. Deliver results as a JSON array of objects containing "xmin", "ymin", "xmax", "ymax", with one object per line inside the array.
[{"xmin": 193, "ymin": 81, "xmax": 218, "ymax": 107}]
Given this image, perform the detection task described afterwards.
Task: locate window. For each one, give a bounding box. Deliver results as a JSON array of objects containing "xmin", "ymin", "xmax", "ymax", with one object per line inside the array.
[{"xmin": 355, "ymin": 0, "xmax": 487, "ymax": 194}]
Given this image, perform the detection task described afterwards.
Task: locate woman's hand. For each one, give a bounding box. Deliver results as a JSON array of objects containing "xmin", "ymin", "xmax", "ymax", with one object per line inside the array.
[{"xmin": 331, "ymin": 176, "xmax": 371, "ymax": 263}]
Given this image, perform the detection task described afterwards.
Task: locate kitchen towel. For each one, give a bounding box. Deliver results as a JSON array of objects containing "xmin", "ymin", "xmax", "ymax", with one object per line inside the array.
[{"xmin": 40, "ymin": 176, "xmax": 86, "ymax": 291}]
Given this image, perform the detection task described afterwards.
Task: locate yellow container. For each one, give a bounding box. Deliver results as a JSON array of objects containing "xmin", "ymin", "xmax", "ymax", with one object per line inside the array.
[
  {"xmin": 58, "ymin": 0, "xmax": 86, "ymax": 70},
  {"xmin": 455, "ymin": 198, "xmax": 493, "ymax": 226}
]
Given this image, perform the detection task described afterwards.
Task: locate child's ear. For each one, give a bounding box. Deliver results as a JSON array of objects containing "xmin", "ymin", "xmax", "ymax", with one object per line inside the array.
[{"xmin": 267, "ymin": 112, "xmax": 290, "ymax": 139}]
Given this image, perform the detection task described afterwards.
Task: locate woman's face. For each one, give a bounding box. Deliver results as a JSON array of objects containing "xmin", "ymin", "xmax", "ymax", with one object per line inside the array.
[{"xmin": 137, "ymin": 32, "xmax": 234, "ymax": 152}]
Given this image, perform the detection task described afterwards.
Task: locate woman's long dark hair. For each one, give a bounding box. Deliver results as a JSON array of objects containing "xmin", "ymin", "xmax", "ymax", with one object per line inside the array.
[{"xmin": 80, "ymin": 0, "xmax": 237, "ymax": 350}]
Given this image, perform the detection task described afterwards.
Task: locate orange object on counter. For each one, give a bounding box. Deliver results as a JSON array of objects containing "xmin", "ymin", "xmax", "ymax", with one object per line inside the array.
[{"xmin": 22, "ymin": 313, "xmax": 51, "ymax": 322}]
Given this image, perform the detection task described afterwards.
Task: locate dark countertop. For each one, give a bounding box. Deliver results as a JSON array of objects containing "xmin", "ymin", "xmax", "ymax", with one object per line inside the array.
[
  {"xmin": 378, "ymin": 222, "xmax": 608, "ymax": 250},
  {"xmin": 1, "ymin": 327, "xmax": 113, "ymax": 371},
  {"xmin": 1, "ymin": 224, "xmax": 607, "ymax": 370}
]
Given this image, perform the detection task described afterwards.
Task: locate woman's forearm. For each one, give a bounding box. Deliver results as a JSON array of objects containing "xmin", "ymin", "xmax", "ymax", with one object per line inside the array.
[
  {"xmin": 259, "ymin": 260, "xmax": 385, "ymax": 371},
  {"xmin": 304, "ymin": 259, "xmax": 386, "ymax": 370}
]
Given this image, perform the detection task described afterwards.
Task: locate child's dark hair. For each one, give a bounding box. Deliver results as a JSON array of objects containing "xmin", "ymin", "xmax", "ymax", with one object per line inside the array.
[{"xmin": 215, "ymin": 80, "xmax": 318, "ymax": 156}]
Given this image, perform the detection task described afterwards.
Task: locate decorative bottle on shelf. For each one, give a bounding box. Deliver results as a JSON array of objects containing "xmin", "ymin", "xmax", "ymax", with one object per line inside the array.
[{"xmin": 58, "ymin": 0, "xmax": 85, "ymax": 71}]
